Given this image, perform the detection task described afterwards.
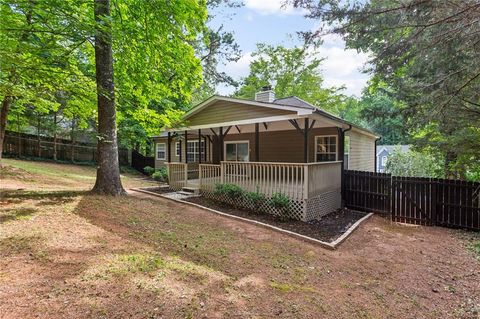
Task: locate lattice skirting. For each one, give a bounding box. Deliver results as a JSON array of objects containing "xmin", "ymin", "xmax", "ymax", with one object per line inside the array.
[
  {"xmin": 304, "ymin": 189, "xmax": 342, "ymax": 221},
  {"xmin": 201, "ymin": 188, "xmax": 341, "ymax": 221}
]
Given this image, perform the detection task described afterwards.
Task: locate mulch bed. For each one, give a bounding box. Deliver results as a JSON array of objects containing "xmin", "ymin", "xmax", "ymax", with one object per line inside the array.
[
  {"xmin": 143, "ymin": 186, "xmax": 173, "ymax": 194},
  {"xmin": 184, "ymin": 196, "xmax": 367, "ymax": 243}
]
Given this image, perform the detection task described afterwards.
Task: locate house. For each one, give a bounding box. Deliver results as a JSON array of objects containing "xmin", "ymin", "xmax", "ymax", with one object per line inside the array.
[
  {"xmin": 376, "ymin": 145, "xmax": 410, "ymax": 173},
  {"xmin": 153, "ymin": 87, "xmax": 379, "ymax": 221}
]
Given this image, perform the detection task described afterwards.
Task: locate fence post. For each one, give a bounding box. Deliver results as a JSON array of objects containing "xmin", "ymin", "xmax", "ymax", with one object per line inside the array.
[
  {"xmin": 303, "ymin": 164, "xmax": 309, "ymax": 200},
  {"xmin": 431, "ymin": 178, "xmax": 437, "ymax": 226},
  {"xmin": 184, "ymin": 163, "xmax": 188, "ymax": 186},
  {"xmin": 220, "ymin": 162, "xmax": 224, "ymax": 184}
]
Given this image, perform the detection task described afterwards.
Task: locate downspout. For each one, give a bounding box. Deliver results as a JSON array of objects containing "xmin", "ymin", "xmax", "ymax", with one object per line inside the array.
[
  {"xmin": 340, "ymin": 124, "xmax": 352, "ymax": 208},
  {"xmin": 374, "ymin": 136, "xmax": 382, "ymax": 173}
]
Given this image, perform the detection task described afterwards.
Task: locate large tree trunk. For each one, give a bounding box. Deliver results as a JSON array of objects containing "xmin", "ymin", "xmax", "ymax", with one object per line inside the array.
[
  {"xmin": 0, "ymin": 96, "xmax": 12, "ymax": 166},
  {"xmin": 91, "ymin": 0, "xmax": 125, "ymax": 195}
]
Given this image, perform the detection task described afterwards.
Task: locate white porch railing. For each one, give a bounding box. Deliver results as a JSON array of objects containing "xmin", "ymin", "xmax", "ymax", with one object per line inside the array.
[
  {"xmin": 221, "ymin": 161, "xmax": 307, "ymax": 201},
  {"xmin": 166, "ymin": 162, "xmax": 187, "ymax": 190},
  {"xmin": 199, "ymin": 164, "xmax": 221, "ymax": 192},
  {"xmin": 197, "ymin": 161, "xmax": 342, "ymax": 201}
]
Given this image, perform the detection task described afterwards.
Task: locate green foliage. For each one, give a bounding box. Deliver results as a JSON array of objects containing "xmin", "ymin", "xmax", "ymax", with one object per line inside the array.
[
  {"xmin": 244, "ymin": 188, "xmax": 266, "ymax": 211},
  {"xmin": 234, "ymin": 44, "xmax": 345, "ymax": 114},
  {"xmin": 385, "ymin": 148, "xmax": 443, "ymax": 178},
  {"xmin": 358, "ymin": 85, "xmax": 409, "ymax": 145},
  {"xmin": 268, "ymin": 192, "xmax": 291, "ymax": 221},
  {"xmin": 143, "ymin": 166, "xmax": 155, "ymax": 176},
  {"xmin": 293, "ymin": 0, "xmax": 480, "ymax": 179},
  {"xmin": 152, "ymin": 167, "xmax": 168, "ymax": 182},
  {"xmin": 214, "ymin": 183, "xmax": 245, "ymax": 199}
]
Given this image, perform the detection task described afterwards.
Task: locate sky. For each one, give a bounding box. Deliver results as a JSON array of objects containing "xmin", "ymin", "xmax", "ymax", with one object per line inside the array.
[{"xmin": 210, "ymin": 0, "xmax": 371, "ymax": 97}]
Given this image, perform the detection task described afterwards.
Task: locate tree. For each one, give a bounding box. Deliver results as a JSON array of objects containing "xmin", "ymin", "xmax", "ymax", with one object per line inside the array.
[
  {"xmin": 385, "ymin": 148, "xmax": 442, "ymax": 178},
  {"xmin": 234, "ymin": 44, "xmax": 344, "ymax": 113},
  {"xmin": 0, "ymin": 0, "xmax": 95, "ymax": 165},
  {"xmin": 293, "ymin": 0, "xmax": 480, "ymax": 178},
  {"xmin": 358, "ymin": 84, "xmax": 409, "ymax": 145},
  {"xmin": 90, "ymin": 0, "xmax": 124, "ymax": 195}
]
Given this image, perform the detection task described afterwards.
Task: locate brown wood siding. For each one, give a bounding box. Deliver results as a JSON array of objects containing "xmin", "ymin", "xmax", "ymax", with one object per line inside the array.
[
  {"xmin": 211, "ymin": 127, "xmax": 339, "ymax": 163},
  {"xmin": 185, "ymin": 101, "xmax": 294, "ymax": 127},
  {"xmin": 346, "ymin": 130, "xmax": 376, "ymax": 171}
]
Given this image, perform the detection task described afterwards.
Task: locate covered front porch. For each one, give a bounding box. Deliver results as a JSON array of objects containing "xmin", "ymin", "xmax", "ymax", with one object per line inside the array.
[{"xmin": 160, "ymin": 112, "xmax": 347, "ymax": 221}]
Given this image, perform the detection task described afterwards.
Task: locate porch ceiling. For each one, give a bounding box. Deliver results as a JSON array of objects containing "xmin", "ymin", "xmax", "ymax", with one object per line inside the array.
[{"xmin": 167, "ymin": 113, "xmax": 347, "ymax": 135}]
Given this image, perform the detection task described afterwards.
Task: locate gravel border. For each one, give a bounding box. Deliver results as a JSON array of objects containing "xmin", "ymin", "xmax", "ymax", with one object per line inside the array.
[{"xmin": 131, "ymin": 187, "xmax": 373, "ymax": 250}]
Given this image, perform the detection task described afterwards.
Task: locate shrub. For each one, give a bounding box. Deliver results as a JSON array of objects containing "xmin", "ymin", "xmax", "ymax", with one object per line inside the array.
[
  {"xmin": 244, "ymin": 187, "xmax": 266, "ymax": 212},
  {"xmin": 214, "ymin": 183, "xmax": 245, "ymax": 200},
  {"xmin": 152, "ymin": 167, "xmax": 168, "ymax": 182},
  {"xmin": 143, "ymin": 166, "xmax": 155, "ymax": 175},
  {"xmin": 268, "ymin": 192, "xmax": 291, "ymax": 221}
]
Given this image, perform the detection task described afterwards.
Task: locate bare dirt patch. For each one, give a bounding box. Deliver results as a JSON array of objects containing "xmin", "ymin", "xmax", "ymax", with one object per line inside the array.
[
  {"xmin": 0, "ymin": 173, "xmax": 479, "ymax": 318},
  {"xmin": 185, "ymin": 195, "xmax": 367, "ymax": 242}
]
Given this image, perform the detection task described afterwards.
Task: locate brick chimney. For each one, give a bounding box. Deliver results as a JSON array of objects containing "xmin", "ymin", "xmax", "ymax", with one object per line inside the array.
[{"xmin": 254, "ymin": 85, "xmax": 275, "ymax": 103}]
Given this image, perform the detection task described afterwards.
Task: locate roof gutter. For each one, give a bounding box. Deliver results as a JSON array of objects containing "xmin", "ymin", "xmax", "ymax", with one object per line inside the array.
[{"xmin": 340, "ymin": 124, "xmax": 352, "ymax": 207}]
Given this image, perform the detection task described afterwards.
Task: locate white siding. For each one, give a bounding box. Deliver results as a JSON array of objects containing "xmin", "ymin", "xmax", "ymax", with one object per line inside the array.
[{"xmin": 346, "ymin": 129, "xmax": 376, "ymax": 171}]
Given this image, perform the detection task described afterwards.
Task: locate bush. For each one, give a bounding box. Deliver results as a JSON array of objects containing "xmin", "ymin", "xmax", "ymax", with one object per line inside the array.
[
  {"xmin": 143, "ymin": 166, "xmax": 155, "ymax": 175},
  {"xmin": 244, "ymin": 188, "xmax": 266, "ymax": 212},
  {"xmin": 152, "ymin": 167, "xmax": 168, "ymax": 182},
  {"xmin": 268, "ymin": 192, "xmax": 291, "ymax": 221},
  {"xmin": 214, "ymin": 183, "xmax": 245, "ymax": 199}
]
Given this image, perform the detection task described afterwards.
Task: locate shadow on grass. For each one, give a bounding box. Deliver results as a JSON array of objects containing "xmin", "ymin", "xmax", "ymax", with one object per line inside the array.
[
  {"xmin": 1, "ymin": 190, "xmax": 88, "ymax": 204},
  {"xmin": 0, "ymin": 207, "xmax": 37, "ymax": 223}
]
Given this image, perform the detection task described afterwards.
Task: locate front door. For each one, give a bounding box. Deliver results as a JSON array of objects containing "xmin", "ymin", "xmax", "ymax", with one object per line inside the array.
[{"xmin": 225, "ymin": 141, "xmax": 249, "ymax": 162}]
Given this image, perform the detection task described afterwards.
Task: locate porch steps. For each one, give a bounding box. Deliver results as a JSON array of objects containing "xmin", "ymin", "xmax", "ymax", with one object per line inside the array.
[{"xmin": 180, "ymin": 186, "xmax": 200, "ymax": 195}]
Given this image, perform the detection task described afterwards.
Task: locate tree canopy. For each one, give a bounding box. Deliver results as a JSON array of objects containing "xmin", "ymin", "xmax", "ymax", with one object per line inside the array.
[
  {"xmin": 234, "ymin": 44, "xmax": 345, "ymax": 114},
  {"xmin": 293, "ymin": 0, "xmax": 480, "ymax": 179}
]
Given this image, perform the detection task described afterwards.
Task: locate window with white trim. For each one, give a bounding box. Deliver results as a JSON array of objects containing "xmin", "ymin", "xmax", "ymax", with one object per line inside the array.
[
  {"xmin": 315, "ymin": 135, "xmax": 337, "ymax": 162},
  {"xmin": 156, "ymin": 143, "xmax": 166, "ymax": 160},
  {"xmin": 175, "ymin": 142, "xmax": 181, "ymax": 156},
  {"xmin": 186, "ymin": 140, "xmax": 204, "ymax": 162}
]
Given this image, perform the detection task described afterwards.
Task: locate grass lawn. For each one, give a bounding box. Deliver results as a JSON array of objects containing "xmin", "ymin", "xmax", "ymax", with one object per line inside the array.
[
  {"xmin": 1, "ymin": 159, "xmax": 479, "ymax": 318},
  {"xmin": 0, "ymin": 158, "xmax": 156, "ymax": 190}
]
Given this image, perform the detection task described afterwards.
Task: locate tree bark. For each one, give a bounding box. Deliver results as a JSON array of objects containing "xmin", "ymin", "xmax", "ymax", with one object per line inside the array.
[
  {"xmin": 91, "ymin": 0, "xmax": 125, "ymax": 195},
  {"xmin": 0, "ymin": 96, "xmax": 12, "ymax": 166}
]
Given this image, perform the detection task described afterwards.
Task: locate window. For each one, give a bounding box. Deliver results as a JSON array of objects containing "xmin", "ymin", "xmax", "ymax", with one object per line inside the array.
[
  {"xmin": 175, "ymin": 142, "xmax": 181, "ymax": 157},
  {"xmin": 156, "ymin": 143, "xmax": 166, "ymax": 160},
  {"xmin": 186, "ymin": 140, "xmax": 204, "ymax": 162},
  {"xmin": 225, "ymin": 141, "xmax": 249, "ymax": 162},
  {"xmin": 381, "ymin": 155, "xmax": 387, "ymax": 166},
  {"xmin": 315, "ymin": 135, "xmax": 337, "ymax": 162}
]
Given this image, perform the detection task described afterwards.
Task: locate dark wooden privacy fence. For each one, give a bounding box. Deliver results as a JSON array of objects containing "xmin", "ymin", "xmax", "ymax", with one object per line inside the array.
[
  {"xmin": 344, "ymin": 170, "xmax": 391, "ymax": 216},
  {"xmin": 131, "ymin": 150, "xmax": 154, "ymax": 174},
  {"xmin": 344, "ymin": 170, "xmax": 480, "ymax": 231},
  {"xmin": 2, "ymin": 130, "xmax": 129, "ymax": 165}
]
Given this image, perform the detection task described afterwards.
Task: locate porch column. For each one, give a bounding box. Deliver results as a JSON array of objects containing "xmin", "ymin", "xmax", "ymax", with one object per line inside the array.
[
  {"xmin": 198, "ymin": 129, "xmax": 202, "ymax": 164},
  {"xmin": 255, "ymin": 123, "xmax": 260, "ymax": 162},
  {"xmin": 219, "ymin": 127, "xmax": 223, "ymax": 161},
  {"xmin": 204, "ymin": 136, "xmax": 207, "ymax": 162},
  {"xmin": 304, "ymin": 118, "xmax": 309, "ymax": 163},
  {"xmin": 184, "ymin": 131, "xmax": 188, "ymax": 163},
  {"xmin": 179, "ymin": 140, "xmax": 182, "ymax": 162},
  {"xmin": 167, "ymin": 132, "xmax": 171, "ymax": 163}
]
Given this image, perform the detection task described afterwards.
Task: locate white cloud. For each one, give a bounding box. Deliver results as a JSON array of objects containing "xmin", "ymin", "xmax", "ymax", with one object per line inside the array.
[
  {"xmin": 245, "ymin": 12, "xmax": 254, "ymax": 21},
  {"xmin": 244, "ymin": 0, "xmax": 305, "ymax": 16},
  {"xmin": 216, "ymin": 35, "xmax": 371, "ymax": 97},
  {"xmin": 310, "ymin": 34, "xmax": 371, "ymax": 96}
]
